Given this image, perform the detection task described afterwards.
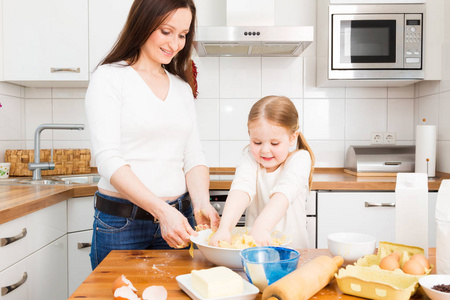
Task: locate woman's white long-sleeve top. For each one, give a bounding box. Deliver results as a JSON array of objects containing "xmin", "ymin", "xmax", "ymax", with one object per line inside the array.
[{"xmin": 85, "ymin": 62, "xmax": 207, "ymax": 197}]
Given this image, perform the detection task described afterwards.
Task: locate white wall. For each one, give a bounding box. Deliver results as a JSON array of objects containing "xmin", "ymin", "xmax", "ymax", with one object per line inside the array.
[
  {"xmin": 0, "ymin": 0, "xmax": 449, "ymax": 173},
  {"xmin": 0, "ymin": 82, "xmax": 25, "ymax": 161},
  {"xmin": 415, "ymin": 0, "xmax": 450, "ymax": 173},
  {"xmin": 0, "ymin": 58, "xmax": 422, "ymax": 170}
]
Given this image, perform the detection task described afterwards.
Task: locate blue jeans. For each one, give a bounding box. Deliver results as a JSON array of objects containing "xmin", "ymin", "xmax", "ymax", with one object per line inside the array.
[{"xmin": 90, "ymin": 191, "xmax": 194, "ymax": 269}]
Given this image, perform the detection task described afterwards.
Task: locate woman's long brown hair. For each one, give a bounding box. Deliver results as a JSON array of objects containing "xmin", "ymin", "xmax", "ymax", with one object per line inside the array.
[
  {"xmin": 248, "ymin": 95, "xmax": 315, "ymax": 189},
  {"xmin": 100, "ymin": 0, "xmax": 197, "ymax": 94}
]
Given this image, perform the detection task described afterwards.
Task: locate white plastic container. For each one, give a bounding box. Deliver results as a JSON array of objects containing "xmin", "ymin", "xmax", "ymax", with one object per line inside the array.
[
  {"xmin": 395, "ymin": 173, "xmax": 428, "ymax": 256},
  {"xmin": 435, "ymin": 180, "xmax": 450, "ymax": 274}
]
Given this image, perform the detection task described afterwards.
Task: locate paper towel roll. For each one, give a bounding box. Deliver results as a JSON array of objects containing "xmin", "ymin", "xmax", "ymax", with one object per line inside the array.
[{"xmin": 415, "ymin": 125, "xmax": 437, "ymax": 177}]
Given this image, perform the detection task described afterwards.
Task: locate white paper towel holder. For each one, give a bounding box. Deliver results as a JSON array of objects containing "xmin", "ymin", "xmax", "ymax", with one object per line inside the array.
[{"xmin": 415, "ymin": 124, "xmax": 437, "ymax": 178}]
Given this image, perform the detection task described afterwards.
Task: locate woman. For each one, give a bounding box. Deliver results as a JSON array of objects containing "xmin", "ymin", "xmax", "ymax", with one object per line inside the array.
[{"xmin": 85, "ymin": 0, "xmax": 220, "ymax": 269}]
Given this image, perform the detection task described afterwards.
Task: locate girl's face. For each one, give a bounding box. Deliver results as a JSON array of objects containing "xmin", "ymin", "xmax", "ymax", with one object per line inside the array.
[
  {"xmin": 141, "ymin": 8, "xmax": 192, "ymax": 66},
  {"xmin": 248, "ymin": 118, "xmax": 298, "ymax": 173}
]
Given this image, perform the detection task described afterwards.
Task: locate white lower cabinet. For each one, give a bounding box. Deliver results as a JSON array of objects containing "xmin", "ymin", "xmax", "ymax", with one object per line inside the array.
[
  {"xmin": 68, "ymin": 230, "xmax": 93, "ymax": 296},
  {"xmin": 317, "ymin": 191, "xmax": 438, "ymax": 249},
  {"xmin": 0, "ymin": 201, "xmax": 67, "ymax": 272},
  {"xmin": 306, "ymin": 191, "xmax": 317, "ymax": 248},
  {"xmin": 0, "ymin": 235, "xmax": 67, "ymax": 300},
  {"xmin": 67, "ymin": 196, "xmax": 95, "ymax": 297}
]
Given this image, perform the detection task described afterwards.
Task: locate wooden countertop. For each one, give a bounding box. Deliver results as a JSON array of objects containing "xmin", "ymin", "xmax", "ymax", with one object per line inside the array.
[
  {"xmin": 1, "ymin": 168, "xmax": 449, "ymax": 225},
  {"xmin": 210, "ymin": 168, "xmax": 450, "ymax": 191},
  {"xmin": 68, "ymin": 248, "xmax": 436, "ymax": 300}
]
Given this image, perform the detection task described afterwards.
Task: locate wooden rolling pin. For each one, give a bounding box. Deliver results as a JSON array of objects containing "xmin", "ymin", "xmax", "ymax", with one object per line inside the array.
[{"xmin": 262, "ymin": 255, "xmax": 344, "ymax": 300}]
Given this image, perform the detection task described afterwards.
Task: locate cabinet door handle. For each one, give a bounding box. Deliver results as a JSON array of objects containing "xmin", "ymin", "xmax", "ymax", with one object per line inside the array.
[
  {"xmin": 365, "ymin": 202, "xmax": 395, "ymax": 207},
  {"xmin": 50, "ymin": 67, "xmax": 80, "ymax": 73},
  {"xmin": 1, "ymin": 272, "xmax": 28, "ymax": 296},
  {"xmin": 77, "ymin": 242, "xmax": 92, "ymax": 249},
  {"xmin": 1, "ymin": 228, "xmax": 27, "ymax": 247}
]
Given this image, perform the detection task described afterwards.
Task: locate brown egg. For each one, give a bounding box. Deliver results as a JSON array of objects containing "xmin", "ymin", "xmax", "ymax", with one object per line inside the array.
[
  {"xmin": 112, "ymin": 275, "xmax": 137, "ymax": 294},
  {"xmin": 379, "ymin": 255, "xmax": 400, "ymax": 271},
  {"xmin": 402, "ymin": 259, "xmax": 426, "ymax": 275},
  {"xmin": 114, "ymin": 286, "xmax": 140, "ymax": 300},
  {"xmin": 142, "ymin": 286, "xmax": 168, "ymax": 300},
  {"xmin": 410, "ymin": 254, "xmax": 430, "ymax": 269},
  {"xmin": 389, "ymin": 252, "xmax": 401, "ymax": 261}
]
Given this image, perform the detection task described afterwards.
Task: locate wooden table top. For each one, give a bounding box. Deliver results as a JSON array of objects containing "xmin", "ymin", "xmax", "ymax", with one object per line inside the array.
[{"xmin": 68, "ymin": 248, "xmax": 436, "ymax": 300}]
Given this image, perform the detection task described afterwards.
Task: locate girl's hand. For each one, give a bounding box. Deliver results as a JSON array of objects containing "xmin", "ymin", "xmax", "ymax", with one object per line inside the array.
[
  {"xmin": 194, "ymin": 203, "xmax": 220, "ymax": 231},
  {"xmin": 209, "ymin": 228, "xmax": 231, "ymax": 247},
  {"xmin": 249, "ymin": 227, "xmax": 273, "ymax": 247},
  {"xmin": 158, "ymin": 205, "xmax": 196, "ymax": 248}
]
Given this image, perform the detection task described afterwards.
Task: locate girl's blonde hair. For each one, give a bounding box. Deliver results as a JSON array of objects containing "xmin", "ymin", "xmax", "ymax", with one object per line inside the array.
[{"xmin": 247, "ymin": 95, "xmax": 315, "ymax": 189}]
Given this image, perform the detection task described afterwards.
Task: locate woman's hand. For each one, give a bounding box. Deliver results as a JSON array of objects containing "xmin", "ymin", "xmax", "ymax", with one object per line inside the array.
[
  {"xmin": 249, "ymin": 226, "xmax": 273, "ymax": 247},
  {"xmin": 194, "ymin": 203, "xmax": 220, "ymax": 231},
  {"xmin": 158, "ymin": 205, "xmax": 197, "ymax": 248},
  {"xmin": 209, "ymin": 227, "xmax": 231, "ymax": 247}
]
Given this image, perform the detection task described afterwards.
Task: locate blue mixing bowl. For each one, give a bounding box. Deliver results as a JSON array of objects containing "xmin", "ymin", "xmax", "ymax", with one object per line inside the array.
[{"xmin": 240, "ymin": 246, "xmax": 300, "ymax": 291}]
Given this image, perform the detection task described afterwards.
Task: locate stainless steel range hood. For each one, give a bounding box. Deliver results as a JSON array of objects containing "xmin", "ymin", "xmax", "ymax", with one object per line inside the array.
[
  {"xmin": 194, "ymin": 0, "xmax": 314, "ymax": 57},
  {"xmin": 194, "ymin": 26, "xmax": 314, "ymax": 57}
]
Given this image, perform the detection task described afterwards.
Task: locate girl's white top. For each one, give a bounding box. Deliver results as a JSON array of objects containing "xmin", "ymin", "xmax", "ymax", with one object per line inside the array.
[
  {"xmin": 85, "ymin": 61, "xmax": 207, "ymax": 197},
  {"xmin": 230, "ymin": 148, "xmax": 312, "ymax": 249}
]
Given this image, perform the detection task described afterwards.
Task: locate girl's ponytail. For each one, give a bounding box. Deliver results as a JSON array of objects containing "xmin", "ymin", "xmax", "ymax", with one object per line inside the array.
[{"xmin": 297, "ymin": 131, "xmax": 315, "ymax": 190}]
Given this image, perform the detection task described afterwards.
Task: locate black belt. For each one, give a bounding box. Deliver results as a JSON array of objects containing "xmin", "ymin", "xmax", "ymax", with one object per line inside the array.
[{"xmin": 95, "ymin": 193, "xmax": 191, "ymax": 222}]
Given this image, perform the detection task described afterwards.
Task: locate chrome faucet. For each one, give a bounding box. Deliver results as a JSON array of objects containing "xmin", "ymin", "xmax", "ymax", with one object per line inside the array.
[{"xmin": 28, "ymin": 123, "xmax": 85, "ymax": 180}]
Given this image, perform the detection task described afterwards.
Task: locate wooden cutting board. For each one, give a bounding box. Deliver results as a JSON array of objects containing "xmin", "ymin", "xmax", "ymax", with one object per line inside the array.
[{"xmin": 344, "ymin": 168, "xmax": 398, "ymax": 177}]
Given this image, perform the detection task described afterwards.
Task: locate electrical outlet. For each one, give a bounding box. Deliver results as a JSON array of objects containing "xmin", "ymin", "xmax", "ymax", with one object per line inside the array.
[
  {"xmin": 371, "ymin": 132, "xmax": 384, "ymax": 144},
  {"xmin": 384, "ymin": 132, "xmax": 396, "ymax": 144}
]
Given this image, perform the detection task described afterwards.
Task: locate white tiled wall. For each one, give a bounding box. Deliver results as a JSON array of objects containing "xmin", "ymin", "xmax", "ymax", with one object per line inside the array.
[
  {"xmin": 1, "ymin": 53, "xmax": 449, "ymax": 172},
  {"xmin": 0, "ymin": 2, "xmax": 449, "ymax": 172},
  {"xmin": 192, "ymin": 54, "xmax": 419, "ymax": 169}
]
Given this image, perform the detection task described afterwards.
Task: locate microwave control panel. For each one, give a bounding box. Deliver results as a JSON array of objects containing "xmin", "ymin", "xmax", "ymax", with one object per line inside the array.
[{"xmin": 404, "ymin": 14, "xmax": 422, "ymax": 69}]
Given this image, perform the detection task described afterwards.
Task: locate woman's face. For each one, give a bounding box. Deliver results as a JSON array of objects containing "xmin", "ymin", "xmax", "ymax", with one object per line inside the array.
[{"xmin": 142, "ymin": 8, "xmax": 192, "ymax": 65}]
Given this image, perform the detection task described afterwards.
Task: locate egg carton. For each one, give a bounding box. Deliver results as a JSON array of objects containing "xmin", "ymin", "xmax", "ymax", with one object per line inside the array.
[{"xmin": 335, "ymin": 242, "xmax": 432, "ymax": 300}]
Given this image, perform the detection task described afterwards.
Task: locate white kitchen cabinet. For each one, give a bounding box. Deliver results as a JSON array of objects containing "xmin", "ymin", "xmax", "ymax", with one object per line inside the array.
[
  {"xmin": 68, "ymin": 230, "xmax": 92, "ymax": 296},
  {"xmin": 2, "ymin": 0, "xmax": 88, "ymax": 87},
  {"xmin": 317, "ymin": 191, "xmax": 438, "ymax": 249},
  {"xmin": 88, "ymin": 0, "xmax": 133, "ymax": 73},
  {"xmin": 306, "ymin": 191, "xmax": 317, "ymax": 248},
  {"xmin": 0, "ymin": 235, "xmax": 67, "ymax": 300},
  {"xmin": 0, "ymin": 200, "xmax": 67, "ymax": 272},
  {"xmin": 67, "ymin": 196, "xmax": 94, "ymax": 297},
  {"xmin": 0, "ymin": 0, "xmax": 4, "ymax": 82}
]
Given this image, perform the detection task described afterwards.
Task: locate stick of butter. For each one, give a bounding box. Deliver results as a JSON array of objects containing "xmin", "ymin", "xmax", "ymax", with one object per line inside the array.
[{"xmin": 191, "ymin": 266, "xmax": 244, "ymax": 298}]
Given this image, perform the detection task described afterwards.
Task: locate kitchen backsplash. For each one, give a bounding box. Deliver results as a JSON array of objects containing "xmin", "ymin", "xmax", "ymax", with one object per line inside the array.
[{"xmin": 0, "ymin": 50, "xmax": 449, "ymax": 174}]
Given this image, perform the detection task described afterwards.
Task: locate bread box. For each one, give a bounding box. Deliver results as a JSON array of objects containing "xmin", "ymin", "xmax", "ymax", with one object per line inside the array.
[{"xmin": 344, "ymin": 145, "xmax": 415, "ymax": 176}]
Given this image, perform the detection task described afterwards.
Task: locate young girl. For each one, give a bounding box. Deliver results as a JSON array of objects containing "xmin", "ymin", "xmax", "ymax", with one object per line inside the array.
[{"xmin": 210, "ymin": 96, "xmax": 315, "ymax": 249}]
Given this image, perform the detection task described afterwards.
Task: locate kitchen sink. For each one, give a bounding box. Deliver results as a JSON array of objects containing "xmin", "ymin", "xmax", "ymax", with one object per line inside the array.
[
  {"xmin": 0, "ymin": 174, "xmax": 100, "ymax": 185},
  {"xmin": 18, "ymin": 179, "xmax": 67, "ymax": 185},
  {"xmin": 52, "ymin": 174, "xmax": 100, "ymax": 184}
]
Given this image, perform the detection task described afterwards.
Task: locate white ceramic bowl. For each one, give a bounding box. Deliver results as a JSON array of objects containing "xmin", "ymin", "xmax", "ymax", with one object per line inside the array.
[
  {"xmin": 190, "ymin": 227, "xmax": 292, "ymax": 269},
  {"xmin": 0, "ymin": 163, "xmax": 11, "ymax": 179},
  {"xmin": 327, "ymin": 232, "xmax": 376, "ymax": 265},
  {"xmin": 419, "ymin": 275, "xmax": 450, "ymax": 300}
]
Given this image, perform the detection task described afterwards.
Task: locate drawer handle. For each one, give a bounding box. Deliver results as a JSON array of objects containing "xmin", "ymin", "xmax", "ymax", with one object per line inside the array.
[
  {"xmin": 77, "ymin": 242, "xmax": 92, "ymax": 249},
  {"xmin": 1, "ymin": 272, "xmax": 28, "ymax": 296},
  {"xmin": 384, "ymin": 161, "xmax": 402, "ymax": 165},
  {"xmin": 50, "ymin": 67, "xmax": 80, "ymax": 73},
  {"xmin": 365, "ymin": 202, "xmax": 395, "ymax": 208},
  {"xmin": 1, "ymin": 228, "xmax": 27, "ymax": 247}
]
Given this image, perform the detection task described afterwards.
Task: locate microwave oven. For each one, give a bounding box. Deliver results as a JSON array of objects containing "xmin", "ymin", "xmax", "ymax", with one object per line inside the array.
[{"xmin": 329, "ymin": 4, "xmax": 425, "ymax": 80}]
